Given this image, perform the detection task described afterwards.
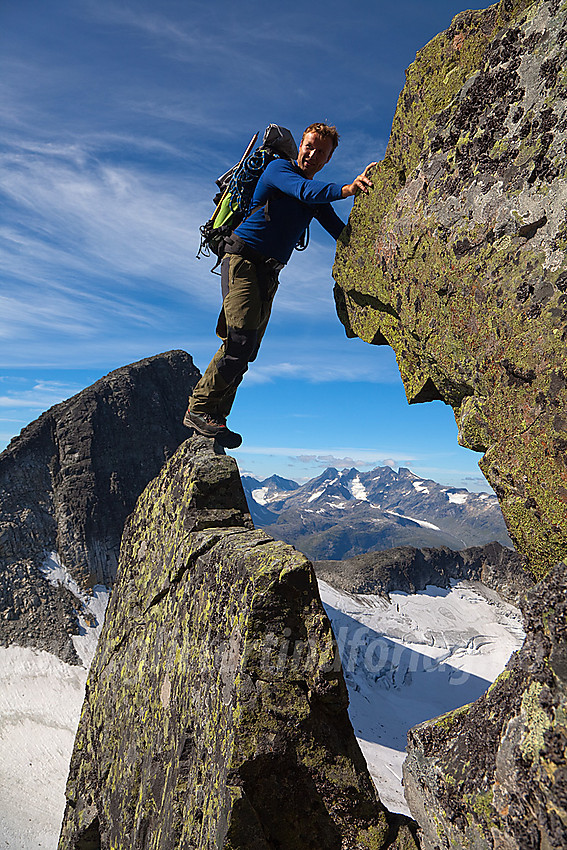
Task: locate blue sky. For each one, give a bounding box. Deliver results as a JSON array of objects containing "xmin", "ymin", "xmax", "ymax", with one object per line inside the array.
[{"xmin": 0, "ymin": 0, "xmax": 494, "ymax": 489}]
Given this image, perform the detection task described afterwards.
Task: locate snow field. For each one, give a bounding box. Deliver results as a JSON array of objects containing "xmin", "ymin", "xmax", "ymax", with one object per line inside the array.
[
  {"xmin": 318, "ymin": 579, "xmax": 526, "ymax": 815},
  {"xmin": 0, "ymin": 553, "xmax": 109, "ymax": 849},
  {"xmin": 0, "ymin": 646, "xmax": 87, "ymax": 849}
]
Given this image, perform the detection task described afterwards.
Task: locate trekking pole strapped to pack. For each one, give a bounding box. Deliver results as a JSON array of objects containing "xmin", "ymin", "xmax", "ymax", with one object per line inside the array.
[{"xmin": 197, "ymin": 124, "xmax": 298, "ymax": 261}]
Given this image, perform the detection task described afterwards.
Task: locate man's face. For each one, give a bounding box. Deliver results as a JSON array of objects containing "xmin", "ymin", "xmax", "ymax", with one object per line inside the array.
[{"xmin": 297, "ymin": 132, "xmax": 334, "ymax": 178}]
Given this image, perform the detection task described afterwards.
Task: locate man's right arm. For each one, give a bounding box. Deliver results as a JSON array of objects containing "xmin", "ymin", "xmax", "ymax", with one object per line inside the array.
[{"xmin": 265, "ymin": 158, "xmax": 377, "ymax": 201}]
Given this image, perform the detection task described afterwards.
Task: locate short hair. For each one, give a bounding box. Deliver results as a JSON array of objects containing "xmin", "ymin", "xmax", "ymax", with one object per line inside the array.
[{"xmin": 302, "ymin": 123, "xmax": 340, "ymax": 152}]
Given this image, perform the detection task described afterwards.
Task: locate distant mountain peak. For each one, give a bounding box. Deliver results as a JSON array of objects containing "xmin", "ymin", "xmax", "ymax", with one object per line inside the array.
[
  {"xmin": 242, "ymin": 463, "xmax": 510, "ymax": 561},
  {"xmin": 397, "ymin": 467, "xmax": 419, "ymax": 479}
]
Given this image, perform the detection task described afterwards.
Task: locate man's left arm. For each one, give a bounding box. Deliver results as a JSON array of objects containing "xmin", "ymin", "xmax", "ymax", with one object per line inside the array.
[
  {"xmin": 314, "ymin": 160, "xmax": 378, "ymax": 240},
  {"xmin": 341, "ymin": 162, "xmax": 377, "ymax": 198}
]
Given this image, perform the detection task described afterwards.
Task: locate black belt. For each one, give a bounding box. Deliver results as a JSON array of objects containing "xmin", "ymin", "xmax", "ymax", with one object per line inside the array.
[{"xmin": 223, "ymin": 234, "xmax": 285, "ymax": 273}]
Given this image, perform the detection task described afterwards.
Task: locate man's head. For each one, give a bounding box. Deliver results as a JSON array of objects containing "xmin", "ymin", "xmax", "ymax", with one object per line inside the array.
[{"xmin": 297, "ymin": 123, "xmax": 340, "ymax": 179}]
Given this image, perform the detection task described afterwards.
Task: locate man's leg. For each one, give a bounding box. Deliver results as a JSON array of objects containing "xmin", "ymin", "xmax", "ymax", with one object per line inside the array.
[
  {"xmin": 215, "ymin": 300, "xmax": 273, "ymax": 420},
  {"xmin": 186, "ymin": 254, "xmax": 277, "ymax": 436}
]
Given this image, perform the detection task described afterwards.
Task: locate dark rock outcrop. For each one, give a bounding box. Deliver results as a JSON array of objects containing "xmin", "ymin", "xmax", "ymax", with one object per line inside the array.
[
  {"xmin": 333, "ymin": 0, "xmax": 567, "ymax": 846},
  {"xmin": 58, "ymin": 436, "xmax": 418, "ymax": 850},
  {"xmin": 314, "ymin": 541, "xmax": 533, "ymax": 606},
  {"xmin": 0, "ymin": 350, "xmax": 199, "ymax": 662}
]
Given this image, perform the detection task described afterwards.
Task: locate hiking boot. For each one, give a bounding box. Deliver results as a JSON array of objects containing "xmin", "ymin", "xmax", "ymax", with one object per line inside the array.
[{"xmin": 183, "ymin": 409, "xmax": 242, "ymax": 449}]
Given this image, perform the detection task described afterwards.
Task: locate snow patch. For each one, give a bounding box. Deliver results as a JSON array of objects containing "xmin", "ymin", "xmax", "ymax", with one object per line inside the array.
[
  {"xmin": 251, "ymin": 486, "xmax": 269, "ymax": 505},
  {"xmin": 412, "ymin": 481, "xmax": 430, "ymax": 495},
  {"xmin": 318, "ymin": 579, "xmax": 525, "ymax": 815},
  {"xmin": 386, "ymin": 510, "xmax": 440, "ymax": 530},
  {"xmin": 448, "ymin": 492, "xmax": 468, "ymax": 505},
  {"xmin": 307, "ymin": 489, "xmax": 324, "ymax": 503},
  {"xmin": 348, "ymin": 475, "xmax": 369, "ymax": 502},
  {"xmin": 40, "ymin": 553, "xmax": 110, "ymax": 668}
]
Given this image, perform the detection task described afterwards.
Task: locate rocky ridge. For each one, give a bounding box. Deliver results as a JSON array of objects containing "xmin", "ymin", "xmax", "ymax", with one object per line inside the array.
[
  {"xmin": 314, "ymin": 540, "xmax": 533, "ymax": 606},
  {"xmin": 333, "ymin": 0, "xmax": 567, "ymax": 846},
  {"xmin": 0, "ymin": 350, "xmax": 199, "ymax": 663},
  {"xmin": 58, "ymin": 436, "xmax": 418, "ymax": 850}
]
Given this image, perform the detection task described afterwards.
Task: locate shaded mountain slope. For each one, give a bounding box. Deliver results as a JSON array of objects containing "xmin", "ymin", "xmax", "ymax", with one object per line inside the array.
[{"xmin": 0, "ymin": 350, "xmax": 199, "ymax": 662}]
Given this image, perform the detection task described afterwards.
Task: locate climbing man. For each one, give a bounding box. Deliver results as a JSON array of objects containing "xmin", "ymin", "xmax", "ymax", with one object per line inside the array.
[{"xmin": 184, "ymin": 122, "xmax": 376, "ymax": 448}]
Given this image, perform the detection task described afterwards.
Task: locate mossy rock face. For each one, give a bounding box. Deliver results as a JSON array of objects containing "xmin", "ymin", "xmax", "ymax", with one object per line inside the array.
[
  {"xmin": 403, "ymin": 561, "xmax": 567, "ymax": 849},
  {"xmin": 333, "ymin": 0, "xmax": 567, "ymax": 581},
  {"xmin": 57, "ymin": 436, "xmax": 418, "ymax": 850},
  {"xmin": 333, "ymin": 0, "xmax": 567, "ymax": 846}
]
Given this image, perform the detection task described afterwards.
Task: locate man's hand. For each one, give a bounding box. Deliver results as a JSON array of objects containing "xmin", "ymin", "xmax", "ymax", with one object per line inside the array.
[{"xmin": 341, "ymin": 162, "xmax": 377, "ymax": 198}]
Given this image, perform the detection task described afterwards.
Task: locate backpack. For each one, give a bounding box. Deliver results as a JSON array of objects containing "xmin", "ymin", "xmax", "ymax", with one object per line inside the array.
[{"xmin": 197, "ymin": 124, "xmax": 300, "ymax": 261}]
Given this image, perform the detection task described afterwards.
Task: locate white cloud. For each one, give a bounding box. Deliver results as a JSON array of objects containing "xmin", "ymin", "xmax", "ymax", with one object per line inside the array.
[
  {"xmin": 1, "ymin": 147, "xmax": 206, "ymax": 285},
  {"xmin": 292, "ymin": 454, "xmax": 394, "ymax": 469},
  {"xmin": 234, "ymin": 445, "xmax": 416, "ymax": 464},
  {"xmin": 0, "ymin": 380, "xmax": 82, "ymax": 410},
  {"xmin": 87, "ymin": 2, "xmax": 322, "ymax": 59},
  {"xmin": 243, "ymin": 344, "xmax": 399, "ymax": 385}
]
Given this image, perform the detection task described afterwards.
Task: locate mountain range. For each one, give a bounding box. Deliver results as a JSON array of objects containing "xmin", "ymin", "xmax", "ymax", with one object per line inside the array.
[{"xmin": 241, "ymin": 465, "xmax": 513, "ymax": 561}]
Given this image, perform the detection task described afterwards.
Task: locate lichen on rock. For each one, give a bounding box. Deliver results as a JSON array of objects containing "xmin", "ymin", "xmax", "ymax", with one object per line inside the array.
[
  {"xmin": 333, "ymin": 0, "xmax": 567, "ymax": 580},
  {"xmin": 333, "ymin": 0, "xmax": 567, "ymax": 846},
  {"xmin": 58, "ymin": 436, "xmax": 417, "ymax": 849}
]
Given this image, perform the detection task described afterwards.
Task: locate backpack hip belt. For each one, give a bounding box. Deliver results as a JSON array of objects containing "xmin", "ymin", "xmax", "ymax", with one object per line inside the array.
[{"xmin": 223, "ymin": 233, "xmax": 285, "ymax": 273}]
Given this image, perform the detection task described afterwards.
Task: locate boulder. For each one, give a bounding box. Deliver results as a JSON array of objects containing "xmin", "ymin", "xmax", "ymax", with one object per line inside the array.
[
  {"xmin": 333, "ymin": 0, "xmax": 567, "ymax": 580},
  {"xmin": 57, "ymin": 436, "xmax": 417, "ymax": 849}
]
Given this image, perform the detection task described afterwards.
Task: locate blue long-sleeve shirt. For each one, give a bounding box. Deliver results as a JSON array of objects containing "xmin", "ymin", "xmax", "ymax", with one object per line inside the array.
[{"xmin": 234, "ymin": 158, "xmax": 345, "ymax": 265}]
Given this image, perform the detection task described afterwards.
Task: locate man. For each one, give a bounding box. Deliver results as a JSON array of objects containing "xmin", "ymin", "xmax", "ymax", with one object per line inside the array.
[{"xmin": 184, "ymin": 122, "xmax": 376, "ymax": 448}]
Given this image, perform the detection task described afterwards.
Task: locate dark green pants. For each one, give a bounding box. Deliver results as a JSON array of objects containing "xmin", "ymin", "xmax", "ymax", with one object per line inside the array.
[{"xmin": 190, "ymin": 253, "xmax": 279, "ymax": 419}]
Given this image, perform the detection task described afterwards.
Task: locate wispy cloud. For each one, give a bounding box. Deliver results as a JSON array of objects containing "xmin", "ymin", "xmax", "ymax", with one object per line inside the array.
[
  {"xmin": 234, "ymin": 445, "xmax": 415, "ymax": 464},
  {"xmin": 88, "ymin": 1, "xmax": 323, "ymax": 58},
  {"xmin": 0, "ymin": 137, "xmax": 224, "ymax": 367},
  {"xmin": 0, "ymin": 380, "xmax": 83, "ymax": 410},
  {"xmin": 292, "ymin": 453, "xmax": 409, "ymax": 469},
  {"xmin": 243, "ymin": 342, "xmax": 399, "ymax": 385},
  {"xmin": 1, "ymin": 144, "xmax": 208, "ymax": 287}
]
